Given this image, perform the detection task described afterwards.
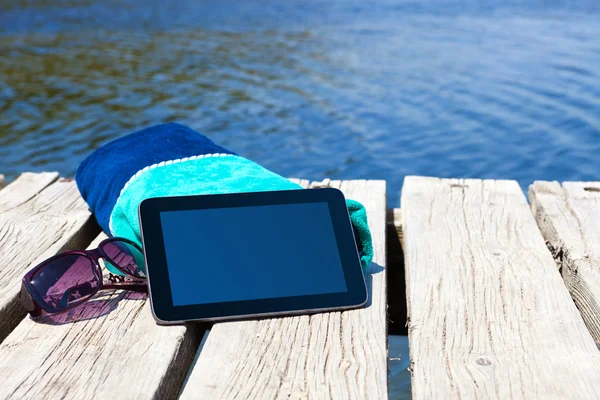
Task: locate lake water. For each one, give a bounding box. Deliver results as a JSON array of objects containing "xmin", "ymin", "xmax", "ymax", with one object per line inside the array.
[
  {"xmin": 1, "ymin": 1, "xmax": 599, "ymax": 397},
  {"xmin": 1, "ymin": 0, "xmax": 599, "ymax": 208}
]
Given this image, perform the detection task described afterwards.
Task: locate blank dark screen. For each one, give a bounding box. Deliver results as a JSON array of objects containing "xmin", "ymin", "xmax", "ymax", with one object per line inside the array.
[{"xmin": 159, "ymin": 202, "xmax": 348, "ymax": 306}]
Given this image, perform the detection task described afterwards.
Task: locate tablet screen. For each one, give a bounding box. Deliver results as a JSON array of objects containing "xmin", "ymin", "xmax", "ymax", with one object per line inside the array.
[{"xmin": 159, "ymin": 202, "xmax": 348, "ymax": 306}]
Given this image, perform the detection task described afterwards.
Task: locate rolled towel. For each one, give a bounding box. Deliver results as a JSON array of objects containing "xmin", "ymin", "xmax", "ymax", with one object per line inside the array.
[{"xmin": 75, "ymin": 122, "xmax": 373, "ymax": 273}]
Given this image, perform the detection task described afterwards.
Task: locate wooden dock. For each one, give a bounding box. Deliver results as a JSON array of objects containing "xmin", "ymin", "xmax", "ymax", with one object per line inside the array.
[{"xmin": 0, "ymin": 172, "xmax": 599, "ymax": 399}]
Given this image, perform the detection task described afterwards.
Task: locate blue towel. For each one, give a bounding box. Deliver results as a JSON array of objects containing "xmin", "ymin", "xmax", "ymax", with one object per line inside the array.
[{"xmin": 75, "ymin": 123, "xmax": 373, "ymax": 273}]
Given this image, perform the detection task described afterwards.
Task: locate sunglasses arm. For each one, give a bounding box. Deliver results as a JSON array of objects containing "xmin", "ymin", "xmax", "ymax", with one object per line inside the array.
[
  {"xmin": 18, "ymin": 280, "xmax": 44, "ymax": 317},
  {"xmin": 103, "ymin": 281, "xmax": 148, "ymax": 293}
]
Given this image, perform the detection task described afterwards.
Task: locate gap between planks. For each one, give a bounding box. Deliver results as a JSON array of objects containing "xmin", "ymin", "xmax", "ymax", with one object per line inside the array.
[
  {"xmin": 179, "ymin": 179, "xmax": 389, "ymax": 400},
  {"xmin": 530, "ymin": 181, "xmax": 600, "ymax": 347},
  {"xmin": 402, "ymin": 176, "xmax": 600, "ymax": 400},
  {"xmin": 386, "ymin": 208, "xmax": 407, "ymax": 336}
]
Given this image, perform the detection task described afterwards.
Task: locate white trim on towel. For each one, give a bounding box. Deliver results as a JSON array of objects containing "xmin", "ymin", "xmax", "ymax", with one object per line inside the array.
[{"xmin": 108, "ymin": 153, "xmax": 234, "ymax": 234}]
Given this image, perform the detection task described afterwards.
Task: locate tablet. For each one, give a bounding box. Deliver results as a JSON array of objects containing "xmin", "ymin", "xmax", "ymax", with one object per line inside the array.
[{"xmin": 138, "ymin": 188, "xmax": 368, "ymax": 324}]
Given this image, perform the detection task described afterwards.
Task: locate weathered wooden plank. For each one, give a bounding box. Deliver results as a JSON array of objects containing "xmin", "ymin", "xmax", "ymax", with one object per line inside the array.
[
  {"xmin": 387, "ymin": 208, "xmax": 403, "ymax": 245},
  {"xmin": 402, "ymin": 176, "xmax": 600, "ymax": 399},
  {"xmin": 0, "ymin": 172, "xmax": 57, "ymax": 209},
  {"xmin": 0, "ymin": 233, "xmax": 204, "ymax": 400},
  {"xmin": 530, "ymin": 181, "xmax": 600, "ymax": 346},
  {"xmin": 0, "ymin": 173, "xmax": 97, "ymax": 343},
  {"xmin": 180, "ymin": 179, "xmax": 388, "ymax": 400}
]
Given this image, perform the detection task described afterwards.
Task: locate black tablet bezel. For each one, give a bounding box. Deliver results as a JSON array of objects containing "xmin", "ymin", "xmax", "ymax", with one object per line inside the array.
[{"xmin": 138, "ymin": 188, "xmax": 368, "ymax": 324}]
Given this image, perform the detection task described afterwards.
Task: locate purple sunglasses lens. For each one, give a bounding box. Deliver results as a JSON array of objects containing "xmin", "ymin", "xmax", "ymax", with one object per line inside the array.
[
  {"xmin": 30, "ymin": 254, "xmax": 100, "ymax": 311},
  {"xmin": 101, "ymin": 240, "xmax": 145, "ymax": 278}
]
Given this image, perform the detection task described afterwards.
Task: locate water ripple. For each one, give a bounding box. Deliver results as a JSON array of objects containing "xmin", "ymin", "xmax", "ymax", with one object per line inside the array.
[{"xmin": 0, "ymin": 1, "xmax": 599, "ymax": 208}]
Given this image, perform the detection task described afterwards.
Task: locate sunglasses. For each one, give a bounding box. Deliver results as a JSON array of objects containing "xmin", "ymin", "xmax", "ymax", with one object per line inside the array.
[{"xmin": 18, "ymin": 237, "xmax": 147, "ymax": 317}]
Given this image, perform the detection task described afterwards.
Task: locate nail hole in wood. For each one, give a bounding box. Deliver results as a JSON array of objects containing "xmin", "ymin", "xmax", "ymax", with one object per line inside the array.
[{"xmin": 584, "ymin": 187, "xmax": 600, "ymax": 192}]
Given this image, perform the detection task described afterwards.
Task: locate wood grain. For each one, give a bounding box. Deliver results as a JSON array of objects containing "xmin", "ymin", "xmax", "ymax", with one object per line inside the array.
[
  {"xmin": 0, "ymin": 173, "xmax": 97, "ymax": 343},
  {"xmin": 530, "ymin": 181, "xmax": 600, "ymax": 346},
  {"xmin": 179, "ymin": 179, "xmax": 388, "ymax": 400},
  {"xmin": 402, "ymin": 176, "xmax": 600, "ymax": 399},
  {"xmin": 0, "ymin": 233, "xmax": 204, "ymax": 400}
]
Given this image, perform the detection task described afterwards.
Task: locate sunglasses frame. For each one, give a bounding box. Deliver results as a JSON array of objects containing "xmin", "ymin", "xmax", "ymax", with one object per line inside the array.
[{"xmin": 19, "ymin": 237, "xmax": 147, "ymax": 317}]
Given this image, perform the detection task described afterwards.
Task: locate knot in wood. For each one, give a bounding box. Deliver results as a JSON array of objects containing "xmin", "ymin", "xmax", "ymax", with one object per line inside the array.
[{"xmin": 475, "ymin": 357, "xmax": 492, "ymax": 366}]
